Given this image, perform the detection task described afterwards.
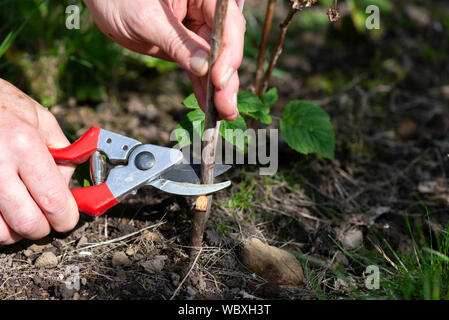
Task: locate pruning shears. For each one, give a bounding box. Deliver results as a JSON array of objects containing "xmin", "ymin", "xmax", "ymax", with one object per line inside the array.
[{"xmin": 48, "ymin": 127, "xmax": 231, "ymax": 217}]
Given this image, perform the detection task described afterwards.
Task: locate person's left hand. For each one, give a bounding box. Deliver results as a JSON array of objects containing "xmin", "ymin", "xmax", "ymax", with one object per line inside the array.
[{"xmin": 83, "ymin": 0, "xmax": 246, "ymax": 121}]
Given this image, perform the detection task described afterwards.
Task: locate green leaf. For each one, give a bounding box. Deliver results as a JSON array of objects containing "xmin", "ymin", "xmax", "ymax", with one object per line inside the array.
[
  {"xmin": 237, "ymin": 91, "xmax": 265, "ymax": 113},
  {"xmin": 175, "ymin": 108, "xmax": 204, "ymax": 148},
  {"xmin": 0, "ymin": 21, "xmax": 26, "ymax": 58},
  {"xmin": 83, "ymin": 179, "xmax": 91, "ymax": 188},
  {"xmin": 248, "ymin": 111, "xmax": 272, "ymax": 125},
  {"xmin": 220, "ymin": 115, "xmax": 249, "ymax": 153},
  {"xmin": 182, "ymin": 93, "xmax": 200, "ymax": 109},
  {"xmin": 280, "ymin": 100, "xmax": 335, "ymax": 159},
  {"xmin": 261, "ymin": 87, "xmax": 278, "ymax": 108}
]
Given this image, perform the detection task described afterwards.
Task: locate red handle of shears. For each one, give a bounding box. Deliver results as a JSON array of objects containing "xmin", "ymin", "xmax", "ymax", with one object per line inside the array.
[{"xmin": 48, "ymin": 127, "xmax": 119, "ymax": 216}]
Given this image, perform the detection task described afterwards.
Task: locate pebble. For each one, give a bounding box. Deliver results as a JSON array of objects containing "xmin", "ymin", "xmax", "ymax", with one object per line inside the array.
[
  {"xmin": 170, "ymin": 272, "xmax": 180, "ymax": 286},
  {"xmin": 141, "ymin": 255, "xmax": 167, "ymax": 273},
  {"xmin": 186, "ymin": 286, "xmax": 197, "ymax": 299},
  {"xmin": 76, "ymin": 236, "xmax": 88, "ymax": 248},
  {"xmin": 52, "ymin": 239, "xmax": 66, "ymax": 249},
  {"xmin": 29, "ymin": 244, "xmax": 46, "ymax": 253},
  {"xmin": 240, "ymin": 238, "xmax": 304, "ymax": 285},
  {"xmin": 340, "ymin": 228, "xmax": 363, "ymax": 250},
  {"xmin": 142, "ymin": 231, "xmax": 162, "ymax": 243},
  {"xmin": 125, "ymin": 245, "xmax": 140, "ymax": 256},
  {"xmin": 111, "ymin": 251, "xmax": 130, "ymax": 267},
  {"xmin": 35, "ymin": 252, "xmax": 58, "ymax": 269},
  {"xmin": 23, "ymin": 249, "xmax": 33, "ymax": 258}
]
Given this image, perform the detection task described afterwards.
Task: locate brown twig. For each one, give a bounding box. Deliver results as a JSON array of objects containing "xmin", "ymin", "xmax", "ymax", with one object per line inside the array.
[
  {"xmin": 190, "ymin": 0, "xmax": 229, "ymax": 253},
  {"xmin": 261, "ymin": 8, "xmax": 298, "ymax": 94},
  {"xmin": 254, "ymin": 0, "xmax": 277, "ymax": 97},
  {"xmin": 261, "ymin": 0, "xmax": 317, "ymax": 93}
]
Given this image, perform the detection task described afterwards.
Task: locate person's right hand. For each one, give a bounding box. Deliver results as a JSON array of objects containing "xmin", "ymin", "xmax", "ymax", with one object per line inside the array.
[{"xmin": 0, "ymin": 79, "xmax": 79, "ymax": 245}]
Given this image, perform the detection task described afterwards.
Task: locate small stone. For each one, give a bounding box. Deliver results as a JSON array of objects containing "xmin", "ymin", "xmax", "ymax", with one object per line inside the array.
[
  {"xmin": 186, "ymin": 286, "xmax": 197, "ymax": 298},
  {"xmin": 141, "ymin": 255, "xmax": 167, "ymax": 273},
  {"xmin": 76, "ymin": 236, "xmax": 88, "ymax": 248},
  {"xmin": 240, "ymin": 238, "xmax": 304, "ymax": 285},
  {"xmin": 52, "ymin": 239, "xmax": 66, "ymax": 249},
  {"xmin": 35, "ymin": 252, "xmax": 58, "ymax": 269},
  {"xmin": 142, "ymin": 231, "xmax": 162, "ymax": 243},
  {"xmin": 111, "ymin": 251, "xmax": 130, "ymax": 267},
  {"xmin": 170, "ymin": 273, "xmax": 180, "ymax": 286},
  {"xmin": 29, "ymin": 244, "xmax": 46, "ymax": 253},
  {"xmin": 125, "ymin": 245, "xmax": 140, "ymax": 256},
  {"xmin": 58, "ymin": 285, "xmax": 74, "ymax": 299},
  {"xmin": 340, "ymin": 228, "xmax": 363, "ymax": 250},
  {"xmin": 23, "ymin": 249, "xmax": 33, "ymax": 258},
  {"xmin": 73, "ymin": 292, "xmax": 80, "ymax": 300}
]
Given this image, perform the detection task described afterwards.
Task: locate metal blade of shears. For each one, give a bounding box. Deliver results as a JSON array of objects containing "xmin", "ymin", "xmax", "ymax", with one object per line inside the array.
[
  {"xmin": 160, "ymin": 163, "xmax": 231, "ymax": 183},
  {"xmin": 146, "ymin": 179, "xmax": 231, "ymax": 196}
]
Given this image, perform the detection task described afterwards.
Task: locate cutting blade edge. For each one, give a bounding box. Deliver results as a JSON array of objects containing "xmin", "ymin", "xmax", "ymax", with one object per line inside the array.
[
  {"xmin": 146, "ymin": 179, "xmax": 231, "ymax": 196},
  {"xmin": 160, "ymin": 163, "xmax": 231, "ymax": 183}
]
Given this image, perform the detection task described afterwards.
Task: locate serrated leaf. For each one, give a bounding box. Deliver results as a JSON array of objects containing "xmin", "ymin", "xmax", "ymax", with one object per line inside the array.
[
  {"xmin": 280, "ymin": 100, "xmax": 335, "ymax": 159},
  {"xmin": 182, "ymin": 93, "xmax": 200, "ymax": 109},
  {"xmin": 220, "ymin": 115, "xmax": 249, "ymax": 153},
  {"xmin": 175, "ymin": 109, "xmax": 204, "ymax": 147},
  {"xmin": 261, "ymin": 87, "xmax": 278, "ymax": 108},
  {"xmin": 237, "ymin": 91, "xmax": 266, "ymax": 113},
  {"xmin": 248, "ymin": 111, "xmax": 272, "ymax": 125}
]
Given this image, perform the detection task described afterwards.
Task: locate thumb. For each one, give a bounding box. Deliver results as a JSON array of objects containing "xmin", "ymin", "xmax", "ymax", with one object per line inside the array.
[{"xmin": 132, "ymin": 2, "xmax": 211, "ymax": 77}]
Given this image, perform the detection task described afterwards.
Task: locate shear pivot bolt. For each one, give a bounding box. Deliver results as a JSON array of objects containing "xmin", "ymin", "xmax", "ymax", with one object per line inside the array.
[{"xmin": 135, "ymin": 151, "xmax": 155, "ymax": 170}]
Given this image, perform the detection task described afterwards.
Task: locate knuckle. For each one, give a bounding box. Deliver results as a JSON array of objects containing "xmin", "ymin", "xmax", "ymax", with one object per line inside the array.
[
  {"xmin": 39, "ymin": 107, "xmax": 58, "ymax": 126},
  {"xmin": 39, "ymin": 188, "xmax": 68, "ymax": 216},
  {"xmin": 165, "ymin": 34, "xmax": 189, "ymax": 61},
  {"xmin": 11, "ymin": 214, "xmax": 44, "ymax": 238},
  {"xmin": 10, "ymin": 124, "xmax": 38, "ymax": 154}
]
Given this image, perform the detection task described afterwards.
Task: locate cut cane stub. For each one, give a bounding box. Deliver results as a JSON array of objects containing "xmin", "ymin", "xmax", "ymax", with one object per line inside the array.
[{"xmin": 195, "ymin": 195, "xmax": 208, "ymax": 211}]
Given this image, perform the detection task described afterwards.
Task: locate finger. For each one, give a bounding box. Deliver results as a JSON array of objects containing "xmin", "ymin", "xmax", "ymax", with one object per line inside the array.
[
  {"xmin": 17, "ymin": 133, "xmax": 79, "ymax": 234},
  {"xmin": 0, "ymin": 171, "xmax": 51, "ymax": 240},
  {"xmin": 201, "ymin": 1, "xmax": 246, "ymax": 90},
  {"xmin": 36, "ymin": 107, "xmax": 76, "ymax": 185},
  {"xmin": 235, "ymin": 0, "xmax": 245, "ymax": 11},
  {"xmin": 214, "ymin": 71, "xmax": 240, "ymax": 121},
  {"xmin": 127, "ymin": 1, "xmax": 211, "ymax": 77},
  {"xmin": 189, "ymin": 70, "xmax": 239, "ymax": 121},
  {"xmin": 0, "ymin": 213, "xmax": 22, "ymax": 245},
  {"xmin": 187, "ymin": 72, "xmax": 207, "ymax": 112}
]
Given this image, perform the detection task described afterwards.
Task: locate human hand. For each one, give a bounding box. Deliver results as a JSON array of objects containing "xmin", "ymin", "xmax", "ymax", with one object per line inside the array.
[
  {"xmin": 0, "ymin": 79, "xmax": 79, "ymax": 245},
  {"xmin": 83, "ymin": 0, "xmax": 246, "ymax": 120}
]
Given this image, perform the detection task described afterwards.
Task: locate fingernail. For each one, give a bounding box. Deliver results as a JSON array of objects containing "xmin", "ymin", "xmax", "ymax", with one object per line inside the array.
[
  {"xmin": 189, "ymin": 50, "xmax": 209, "ymax": 76},
  {"xmin": 220, "ymin": 68, "xmax": 234, "ymax": 89}
]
